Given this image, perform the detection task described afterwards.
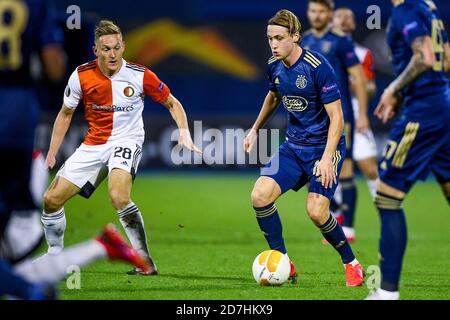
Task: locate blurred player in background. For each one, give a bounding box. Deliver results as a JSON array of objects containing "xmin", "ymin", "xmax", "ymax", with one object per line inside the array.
[
  {"xmin": 0, "ymin": 0, "xmax": 149, "ymax": 299},
  {"xmin": 332, "ymin": 7, "xmax": 379, "ymax": 240},
  {"xmin": 0, "ymin": 0, "xmax": 65, "ymax": 298},
  {"xmin": 40, "ymin": 20, "xmax": 201, "ymax": 276},
  {"xmin": 244, "ymin": 9, "xmax": 364, "ymax": 287},
  {"xmin": 302, "ymin": 0, "xmax": 369, "ymax": 242},
  {"xmin": 367, "ymin": 0, "xmax": 450, "ymax": 300},
  {"xmin": 1, "ymin": 152, "xmax": 151, "ymax": 299}
]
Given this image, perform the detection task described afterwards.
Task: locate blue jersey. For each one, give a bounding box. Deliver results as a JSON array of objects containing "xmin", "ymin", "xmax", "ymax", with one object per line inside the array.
[
  {"xmin": 387, "ymin": 0, "xmax": 449, "ymax": 117},
  {"xmin": 267, "ymin": 48, "xmax": 342, "ymax": 146},
  {"xmin": 301, "ymin": 28, "xmax": 359, "ymax": 121},
  {"xmin": 0, "ymin": 0, "xmax": 63, "ymax": 86}
]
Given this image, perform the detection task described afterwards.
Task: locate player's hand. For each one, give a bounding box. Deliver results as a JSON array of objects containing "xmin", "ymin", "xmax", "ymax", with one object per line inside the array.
[
  {"xmin": 356, "ymin": 114, "xmax": 370, "ymax": 133},
  {"xmin": 45, "ymin": 153, "xmax": 56, "ymax": 169},
  {"xmin": 178, "ymin": 129, "xmax": 202, "ymax": 154},
  {"xmin": 243, "ymin": 129, "xmax": 258, "ymax": 153},
  {"xmin": 315, "ymin": 156, "xmax": 336, "ymax": 189},
  {"xmin": 375, "ymin": 87, "xmax": 400, "ymax": 123}
]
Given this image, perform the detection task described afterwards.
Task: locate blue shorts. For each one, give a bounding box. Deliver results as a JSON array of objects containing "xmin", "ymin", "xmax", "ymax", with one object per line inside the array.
[
  {"xmin": 379, "ymin": 96, "xmax": 450, "ymax": 193},
  {"xmin": 260, "ymin": 138, "xmax": 346, "ymax": 199}
]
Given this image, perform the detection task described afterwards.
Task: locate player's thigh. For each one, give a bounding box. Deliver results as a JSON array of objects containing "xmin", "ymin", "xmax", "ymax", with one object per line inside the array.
[
  {"xmin": 379, "ymin": 118, "xmax": 444, "ymax": 194},
  {"xmin": 306, "ymin": 192, "xmax": 331, "ymax": 226},
  {"xmin": 44, "ymin": 175, "xmax": 81, "ymax": 206},
  {"xmin": 108, "ymin": 168, "xmax": 133, "ymax": 199},
  {"xmin": 430, "ymin": 134, "xmax": 450, "ymax": 200},
  {"xmin": 257, "ymin": 142, "xmax": 305, "ymax": 200},
  {"xmin": 357, "ymin": 157, "xmax": 378, "ymax": 180}
]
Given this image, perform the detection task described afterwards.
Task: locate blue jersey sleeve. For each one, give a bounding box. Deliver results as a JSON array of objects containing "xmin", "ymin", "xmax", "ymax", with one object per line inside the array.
[
  {"xmin": 315, "ymin": 60, "xmax": 341, "ymax": 104},
  {"xmin": 34, "ymin": 0, "xmax": 63, "ymax": 50},
  {"xmin": 267, "ymin": 62, "xmax": 277, "ymax": 92},
  {"xmin": 337, "ymin": 36, "xmax": 359, "ymax": 69},
  {"xmin": 394, "ymin": 5, "xmax": 430, "ymax": 46}
]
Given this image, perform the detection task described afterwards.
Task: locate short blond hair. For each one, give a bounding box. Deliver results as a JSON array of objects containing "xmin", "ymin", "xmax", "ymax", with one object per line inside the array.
[
  {"xmin": 268, "ymin": 9, "xmax": 302, "ymax": 37},
  {"xmin": 94, "ymin": 20, "xmax": 122, "ymax": 43}
]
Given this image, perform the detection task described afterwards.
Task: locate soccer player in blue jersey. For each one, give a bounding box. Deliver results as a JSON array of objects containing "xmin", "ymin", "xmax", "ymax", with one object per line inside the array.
[
  {"xmin": 301, "ymin": 0, "xmax": 369, "ymax": 242},
  {"xmin": 366, "ymin": 0, "xmax": 450, "ymax": 300},
  {"xmin": 243, "ymin": 9, "xmax": 364, "ymax": 287}
]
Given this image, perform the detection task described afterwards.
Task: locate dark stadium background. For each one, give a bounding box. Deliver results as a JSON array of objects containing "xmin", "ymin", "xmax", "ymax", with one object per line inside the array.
[{"xmin": 34, "ymin": 0, "xmax": 450, "ymax": 170}]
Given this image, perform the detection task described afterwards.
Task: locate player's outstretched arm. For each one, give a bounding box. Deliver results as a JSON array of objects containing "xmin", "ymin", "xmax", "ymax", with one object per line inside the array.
[
  {"xmin": 162, "ymin": 94, "xmax": 202, "ymax": 154},
  {"xmin": 375, "ymin": 36, "xmax": 435, "ymax": 123},
  {"xmin": 244, "ymin": 91, "xmax": 281, "ymax": 153},
  {"xmin": 46, "ymin": 104, "xmax": 76, "ymax": 169},
  {"xmin": 316, "ymin": 99, "xmax": 344, "ymax": 189},
  {"xmin": 348, "ymin": 64, "xmax": 369, "ymax": 132}
]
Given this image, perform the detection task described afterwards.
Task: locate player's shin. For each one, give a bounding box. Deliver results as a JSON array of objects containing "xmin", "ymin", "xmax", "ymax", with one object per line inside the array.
[
  {"xmin": 319, "ymin": 214, "xmax": 356, "ymax": 264},
  {"xmin": 41, "ymin": 208, "xmax": 66, "ymax": 254},
  {"xmin": 375, "ymin": 192, "xmax": 407, "ymax": 293},
  {"xmin": 118, "ymin": 202, "xmax": 152, "ymax": 261},
  {"xmin": 254, "ymin": 203, "xmax": 287, "ymax": 254},
  {"xmin": 341, "ymin": 178, "xmax": 357, "ymax": 229}
]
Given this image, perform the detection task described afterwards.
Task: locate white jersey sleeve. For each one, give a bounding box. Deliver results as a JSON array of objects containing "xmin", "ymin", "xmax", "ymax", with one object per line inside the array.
[{"xmin": 63, "ymin": 70, "xmax": 82, "ymax": 109}]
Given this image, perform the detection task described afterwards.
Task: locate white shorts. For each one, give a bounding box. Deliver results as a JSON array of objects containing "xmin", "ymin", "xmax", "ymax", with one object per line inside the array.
[
  {"xmin": 353, "ymin": 129, "xmax": 378, "ymax": 162},
  {"xmin": 57, "ymin": 139, "xmax": 143, "ymax": 198}
]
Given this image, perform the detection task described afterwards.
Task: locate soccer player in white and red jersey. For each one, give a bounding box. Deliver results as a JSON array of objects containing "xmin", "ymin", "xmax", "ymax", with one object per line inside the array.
[
  {"xmin": 332, "ymin": 7, "xmax": 379, "ymax": 241},
  {"xmin": 40, "ymin": 20, "xmax": 201, "ymax": 275}
]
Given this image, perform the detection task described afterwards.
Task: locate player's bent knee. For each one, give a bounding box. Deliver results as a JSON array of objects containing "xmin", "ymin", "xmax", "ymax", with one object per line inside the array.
[
  {"xmin": 251, "ymin": 188, "xmax": 272, "ymax": 208},
  {"xmin": 43, "ymin": 191, "xmax": 65, "ymax": 213},
  {"xmin": 306, "ymin": 196, "xmax": 329, "ymax": 225},
  {"xmin": 109, "ymin": 189, "xmax": 130, "ymax": 211}
]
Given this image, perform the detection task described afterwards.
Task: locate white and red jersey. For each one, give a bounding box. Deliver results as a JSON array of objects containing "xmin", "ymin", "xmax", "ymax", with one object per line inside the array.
[
  {"xmin": 63, "ymin": 59, "xmax": 170, "ymax": 146},
  {"xmin": 354, "ymin": 43, "xmax": 375, "ymax": 82},
  {"xmin": 352, "ymin": 44, "xmax": 375, "ymax": 120}
]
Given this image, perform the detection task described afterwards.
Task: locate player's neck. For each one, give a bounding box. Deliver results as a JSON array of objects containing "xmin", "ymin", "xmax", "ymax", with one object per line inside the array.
[
  {"xmin": 97, "ymin": 59, "xmax": 123, "ymax": 78},
  {"xmin": 283, "ymin": 46, "xmax": 302, "ymax": 68},
  {"xmin": 312, "ymin": 24, "xmax": 331, "ymax": 38}
]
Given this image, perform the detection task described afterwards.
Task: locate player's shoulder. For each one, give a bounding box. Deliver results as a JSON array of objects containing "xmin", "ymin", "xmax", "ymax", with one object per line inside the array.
[
  {"xmin": 302, "ymin": 49, "xmax": 326, "ymax": 69},
  {"xmin": 125, "ymin": 60, "xmax": 146, "ymax": 73},
  {"xmin": 302, "ymin": 29, "xmax": 314, "ymax": 38},
  {"xmin": 76, "ymin": 60, "xmax": 97, "ymax": 73},
  {"xmin": 330, "ymin": 27, "xmax": 346, "ymax": 38}
]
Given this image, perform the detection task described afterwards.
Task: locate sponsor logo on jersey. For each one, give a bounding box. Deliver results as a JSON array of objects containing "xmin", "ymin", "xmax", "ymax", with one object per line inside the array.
[
  {"xmin": 322, "ymin": 83, "xmax": 338, "ymax": 93},
  {"xmin": 65, "ymin": 85, "xmax": 71, "ymax": 97},
  {"xmin": 91, "ymin": 104, "xmax": 135, "ymax": 112},
  {"xmin": 295, "ymin": 75, "xmax": 307, "ymax": 89},
  {"xmin": 274, "ymin": 77, "xmax": 280, "ymax": 85},
  {"xmin": 124, "ymin": 86, "xmax": 135, "ymax": 97},
  {"xmin": 282, "ymin": 96, "xmax": 308, "ymax": 112}
]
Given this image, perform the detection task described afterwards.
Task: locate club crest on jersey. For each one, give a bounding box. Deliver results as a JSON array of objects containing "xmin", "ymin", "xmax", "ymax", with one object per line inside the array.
[
  {"xmin": 321, "ymin": 41, "xmax": 332, "ymax": 54},
  {"xmin": 296, "ymin": 75, "xmax": 307, "ymax": 89},
  {"xmin": 123, "ymin": 86, "xmax": 135, "ymax": 97},
  {"xmin": 282, "ymin": 96, "xmax": 308, "ymax": 112}
]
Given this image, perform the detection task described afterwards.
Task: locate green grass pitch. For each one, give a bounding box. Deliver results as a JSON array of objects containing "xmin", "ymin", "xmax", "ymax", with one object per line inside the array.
[{"xmin": 43, "ymin": 173, "xmax": 450, "ymax": 300}]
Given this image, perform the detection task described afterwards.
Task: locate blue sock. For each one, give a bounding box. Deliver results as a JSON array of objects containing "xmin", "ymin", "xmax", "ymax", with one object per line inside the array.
[
  {"xmin": 254, "ymin": 203, "xmax": 286, "ymax": 254},
  {"xmin": 375, "ymin": 192, "xmax": 407, "ymax": 292},
  {"xmin": 341, "ymin": 178, "xmax": 357, "ymax": 227},
  {"xmin": 0, "ymin": 259, "xmax": 34, "ymax": 299},
  {"xmin": 319, "ymin": 214, "xmax": 355, "ymax": 264}
]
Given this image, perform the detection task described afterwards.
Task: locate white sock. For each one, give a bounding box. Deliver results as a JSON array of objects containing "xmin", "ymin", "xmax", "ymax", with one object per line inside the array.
[
  {"xmin": 345, "ymin": 258, "xmax": 359, "ymax": 267},
  {"xmin": 367, "ymin": 179, "xmax": 378, "ymax": 199},
  {"xmin": 118, "ymin": 202, "xmax": 151, "ymax": 261},
  {"xmin": 41, "ymin": 208, "xmax": 66, "ymax": 254},
  {"xmin": 14, "ymin": 240, "xmax": 106, "ymax": 284}
]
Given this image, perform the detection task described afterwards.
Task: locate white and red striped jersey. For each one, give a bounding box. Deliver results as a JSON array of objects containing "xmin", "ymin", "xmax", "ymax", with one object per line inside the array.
[{"xmin": 64, "ymin": 59, "xmax": 170, "ymax": 145}]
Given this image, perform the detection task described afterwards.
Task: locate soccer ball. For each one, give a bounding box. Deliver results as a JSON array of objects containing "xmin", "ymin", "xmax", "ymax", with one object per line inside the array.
[{"xmin": 252, "ymin": 250, "xmax": 290, "ymax": 286}]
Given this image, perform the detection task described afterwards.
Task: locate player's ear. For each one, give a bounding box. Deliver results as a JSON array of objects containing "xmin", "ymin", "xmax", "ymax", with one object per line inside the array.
[
  {"xmin": 93, "ymin": 45, "xmax": 98, "ymax": 56},
  {"xmin": 292, "ymin": 32, "xmax": 300, "ymax": 43}
]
